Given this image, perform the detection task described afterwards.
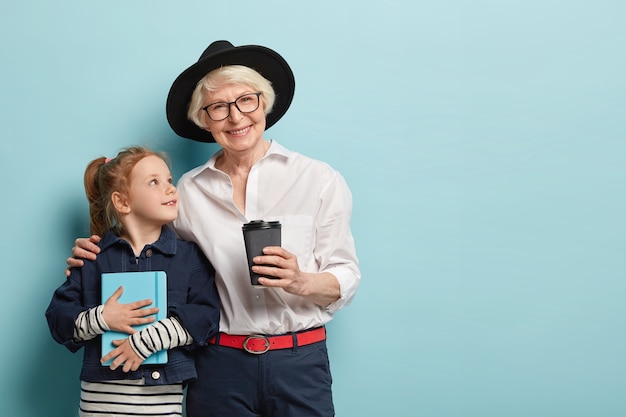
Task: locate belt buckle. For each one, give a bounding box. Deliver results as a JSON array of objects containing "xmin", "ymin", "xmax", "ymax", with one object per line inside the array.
[{"xmin": 243, "ymin": 335, "xmax": 270, "ymax": 354}]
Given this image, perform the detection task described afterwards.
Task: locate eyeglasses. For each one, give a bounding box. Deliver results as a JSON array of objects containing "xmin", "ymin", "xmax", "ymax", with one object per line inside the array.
[{"xmin": 202, "ymin": 92, "xmax": 262, "ymax": 121}]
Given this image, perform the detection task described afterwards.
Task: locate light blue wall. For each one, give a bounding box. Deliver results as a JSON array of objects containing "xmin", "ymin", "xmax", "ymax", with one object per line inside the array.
[{"xmin": 1, "ymin": 1, "xmax": 625, "ymax": 416}]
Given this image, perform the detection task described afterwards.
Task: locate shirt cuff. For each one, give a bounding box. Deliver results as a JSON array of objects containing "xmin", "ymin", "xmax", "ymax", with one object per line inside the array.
[{"xmin": 323, "ymin": 266, "xmax": 360, "ymax": 314}]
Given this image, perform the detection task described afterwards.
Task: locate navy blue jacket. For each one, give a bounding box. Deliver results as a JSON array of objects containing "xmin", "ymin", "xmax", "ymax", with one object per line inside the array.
[{"xmin": 45, "ymin": 226, "xmax": 220, "ymax": 385}]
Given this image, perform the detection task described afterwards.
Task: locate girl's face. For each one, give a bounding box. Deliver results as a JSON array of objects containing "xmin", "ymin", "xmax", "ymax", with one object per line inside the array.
[
  {"xmin": 125, "ymin": 155, "xmax": 178, "ymax": 227},
  {"xmin": 201, "ymin": 83, "xmax": 267, "ymax": 154}
]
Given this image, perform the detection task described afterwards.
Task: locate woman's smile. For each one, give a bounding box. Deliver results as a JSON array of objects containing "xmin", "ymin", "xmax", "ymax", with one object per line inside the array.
[{"xmin": 227, "ymin": 125, "xmax": 251, "ymax": 136}]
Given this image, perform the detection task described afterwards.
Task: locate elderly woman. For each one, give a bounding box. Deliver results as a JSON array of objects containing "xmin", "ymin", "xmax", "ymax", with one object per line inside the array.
[{"xmin": 69, "ymin": 40, "xmax": 360, "ymax": 417}]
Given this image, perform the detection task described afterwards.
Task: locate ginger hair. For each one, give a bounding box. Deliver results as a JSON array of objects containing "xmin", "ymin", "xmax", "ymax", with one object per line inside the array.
[{"xmin": 83, "ymin": 146, "xmax": 169, "ymax": 236}]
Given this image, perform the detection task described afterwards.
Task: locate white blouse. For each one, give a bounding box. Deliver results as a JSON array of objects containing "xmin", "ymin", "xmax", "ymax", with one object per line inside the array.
[{"xmin": 173, "ymin": 140, "xmax": 360, "ymax": 335}]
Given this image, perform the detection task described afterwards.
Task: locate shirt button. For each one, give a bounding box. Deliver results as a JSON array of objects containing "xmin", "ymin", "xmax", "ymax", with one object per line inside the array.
[
  {"xmin": 151, "ymin": 371, "xmax": 160, "ymax": 380},
  {"xmin": 146, "ymin": 249, "xmax": 153, "ymax": 257}
]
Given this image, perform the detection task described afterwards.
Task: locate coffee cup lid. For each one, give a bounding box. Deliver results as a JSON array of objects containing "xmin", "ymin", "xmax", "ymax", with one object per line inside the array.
[{"xmin": 242, "ymin": 220, "xmax": 282, "ymax": 231}]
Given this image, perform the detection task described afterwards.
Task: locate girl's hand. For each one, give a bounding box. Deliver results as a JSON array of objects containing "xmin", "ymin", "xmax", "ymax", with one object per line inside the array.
[
  {"xmin": 102, "ymin": 286, "xmax": 158, "ymax": 334},
  {"xmin": 101, "ymin": 338, "xmax": 144, "ymax": 372}
]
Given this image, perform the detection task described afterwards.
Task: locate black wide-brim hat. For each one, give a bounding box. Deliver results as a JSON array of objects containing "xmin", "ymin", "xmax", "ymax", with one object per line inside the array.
[{"xmin": 166, "ymin": 40, "xmax": 295, "ymax": 143}]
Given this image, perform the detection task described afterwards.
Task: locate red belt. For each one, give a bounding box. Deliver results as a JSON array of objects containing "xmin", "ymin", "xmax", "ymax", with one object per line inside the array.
[{"xmin": 209, "ymin": 327, "xmax": 326, "ymax": 355}]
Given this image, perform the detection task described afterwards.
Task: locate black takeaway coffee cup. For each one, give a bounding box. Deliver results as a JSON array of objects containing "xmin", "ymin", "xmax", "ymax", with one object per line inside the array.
[{"xmin": 242, "ymin": 220, "xmax": 282, "ymax": 286}]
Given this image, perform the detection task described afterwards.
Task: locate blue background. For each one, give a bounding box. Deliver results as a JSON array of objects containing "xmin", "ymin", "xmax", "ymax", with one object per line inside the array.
[{"xmin": 1, "ymin": 1, "xmax": 625, "ymax": 416}]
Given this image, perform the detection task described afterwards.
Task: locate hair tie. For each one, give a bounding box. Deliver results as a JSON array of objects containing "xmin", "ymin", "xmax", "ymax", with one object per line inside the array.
[{"xmin": 105, "ymin": 158, "xmax": 112, "ymax": 163}]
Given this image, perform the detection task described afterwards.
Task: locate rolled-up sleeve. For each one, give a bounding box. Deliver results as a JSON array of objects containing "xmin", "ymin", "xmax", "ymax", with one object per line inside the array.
[{"xmin": 315, "ymin": 171, "xmax": 361, "ymax": 313}]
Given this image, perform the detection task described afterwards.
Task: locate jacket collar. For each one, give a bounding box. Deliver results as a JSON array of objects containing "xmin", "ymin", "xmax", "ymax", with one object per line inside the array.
[{"xmin": 99, "ymin": 226, "xmax": 177, "ymax": 255}]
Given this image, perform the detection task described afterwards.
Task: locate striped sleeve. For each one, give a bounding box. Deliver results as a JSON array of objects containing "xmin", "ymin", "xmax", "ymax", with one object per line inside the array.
[
  {"xmin": 128, "ymin": 317, "xmax": 193, "ymax": 360},
  {"xmin": 73, "ymin": 305, "xmax": 110, "ymax": 342}
]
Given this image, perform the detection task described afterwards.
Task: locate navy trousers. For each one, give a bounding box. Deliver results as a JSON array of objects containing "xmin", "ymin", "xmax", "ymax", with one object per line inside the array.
[{"xmin": 186, "ymin": 337, "xmax": 334, "ymax": 417}]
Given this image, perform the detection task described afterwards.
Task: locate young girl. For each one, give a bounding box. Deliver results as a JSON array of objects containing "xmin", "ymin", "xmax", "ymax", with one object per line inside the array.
[{"xmin": 46, "ymin": 146, "xmax": 220, "ymax": 417}]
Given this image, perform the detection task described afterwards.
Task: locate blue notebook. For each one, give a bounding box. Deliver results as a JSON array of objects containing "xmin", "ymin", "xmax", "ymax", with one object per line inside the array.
[{"xmin": 101, "ymin": 271, "xmax": 168, "ymax": 365}]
